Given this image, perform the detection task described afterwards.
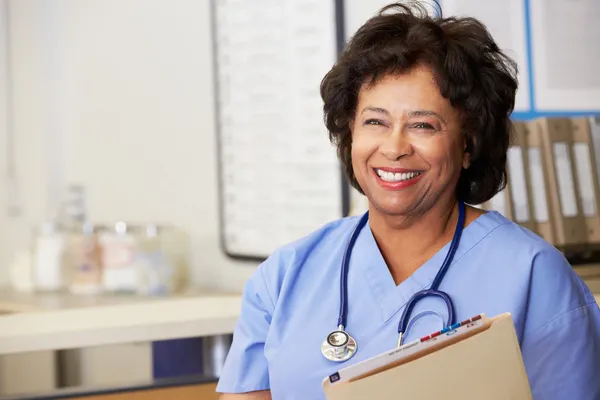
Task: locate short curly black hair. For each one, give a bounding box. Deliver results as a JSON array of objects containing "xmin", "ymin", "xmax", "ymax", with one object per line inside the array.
[{"xmin": 320, "ymin": 1, "xmax": 518, "ymax": 205}]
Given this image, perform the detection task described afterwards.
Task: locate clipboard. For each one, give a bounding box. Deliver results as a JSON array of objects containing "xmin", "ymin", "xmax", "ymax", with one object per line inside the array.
[{"xmin": 322, "ymin": 313, "xmax": 532, "ymax": 400}]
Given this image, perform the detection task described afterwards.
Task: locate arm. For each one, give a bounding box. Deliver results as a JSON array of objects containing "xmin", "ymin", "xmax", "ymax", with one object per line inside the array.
[
  {"xmin": 220, "ymin": 390, "xmax": 272, "ymax": 400},
  {"xmin": 216, "ymin": 264, "xmax": 275, "ymax": 396},
  {"xmin": 522, "ymin": 304, "xmax": 600, "ymax": 399},
  {"xmin": 521, "ymin": 250, "xmax": 600, "ymax": 399}
]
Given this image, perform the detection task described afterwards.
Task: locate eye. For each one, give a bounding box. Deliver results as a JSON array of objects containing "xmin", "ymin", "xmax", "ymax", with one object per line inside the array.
[
  {"xmin": 364, "ymin": 119, "xmax": 385, "ymax": 126},
  {"xmin": 413, "ymin": 122, "xmax": 435, "ymax": 130}
]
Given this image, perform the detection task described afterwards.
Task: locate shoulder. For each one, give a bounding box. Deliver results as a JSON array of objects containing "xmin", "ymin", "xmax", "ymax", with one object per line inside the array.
[
  {"xmin": 481, "ymin": 221, "xmax": 600, "ymax": 397},
  {"xmin": 478, "ymin": 212, "xmax": 596, "ymax": 332},
  {"xmin": 473, "ymin": 211, "xmax": 558, "ymax": 255},
  {"xmin": 245, "ymin": 216, "xmax": 361, "ymax": 311},
  {"xmin": 473, "ymin": 211, "xmax": 571, "ymax": 270}
]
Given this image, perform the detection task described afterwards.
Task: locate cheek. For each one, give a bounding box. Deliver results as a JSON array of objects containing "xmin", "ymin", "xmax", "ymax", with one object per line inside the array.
[
  {"xmin": 351, "ymin": 132, "xmax": 380, "ymax": 171},
  {"xmin": 348, "ymin": 136, "xmax": 369, "ymax": 189},
  {"xmin": 350, "ymin": 142, "xmax": 364, "ymax": 179},
  {"xmin": 412, "ymin": 138, "xmax": 463, "ymax": 171}
]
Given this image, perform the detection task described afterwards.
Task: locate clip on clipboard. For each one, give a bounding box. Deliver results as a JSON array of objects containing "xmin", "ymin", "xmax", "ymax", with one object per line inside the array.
[{"xmin": 322, "ymin": 313, "xmax": 532, "ymax": 400}]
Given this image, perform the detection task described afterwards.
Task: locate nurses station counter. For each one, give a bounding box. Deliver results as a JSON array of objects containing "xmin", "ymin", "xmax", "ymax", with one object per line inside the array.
[
  {"xmin": 0, "ymin": 266, "xmax": 599, "ymax": 399},
  {"xmin": 0, "ymin": 288, "xmax": 242, "ymax": 400}
]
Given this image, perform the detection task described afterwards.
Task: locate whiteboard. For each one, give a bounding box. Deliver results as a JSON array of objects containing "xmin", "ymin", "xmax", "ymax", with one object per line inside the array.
[{"xmin": 211, "ymin": 0, "xmax": 349, "ymax": 260}]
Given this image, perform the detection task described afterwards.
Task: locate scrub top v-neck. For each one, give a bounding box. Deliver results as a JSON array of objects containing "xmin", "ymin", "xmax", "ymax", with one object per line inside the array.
[{"xmin": 217, "ymin": 211, "xmax": 600, "ymax": 400}]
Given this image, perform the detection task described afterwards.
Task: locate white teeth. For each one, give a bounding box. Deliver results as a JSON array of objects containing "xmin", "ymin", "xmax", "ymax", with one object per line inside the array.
[{"xmin": 376, "ymin": 169, "xmax": 421, "ymax": 182}]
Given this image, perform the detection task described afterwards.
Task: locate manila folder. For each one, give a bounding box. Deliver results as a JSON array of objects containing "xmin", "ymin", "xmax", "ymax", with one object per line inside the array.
[{"xmin": 323, "ymin": 313, "xmax": 532, "ymax": 400}]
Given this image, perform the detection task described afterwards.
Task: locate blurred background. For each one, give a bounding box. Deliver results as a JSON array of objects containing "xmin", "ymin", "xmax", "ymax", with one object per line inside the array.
[{"xmin": 0, "ymin": 0, "xmax": 598, "ymax": 399}]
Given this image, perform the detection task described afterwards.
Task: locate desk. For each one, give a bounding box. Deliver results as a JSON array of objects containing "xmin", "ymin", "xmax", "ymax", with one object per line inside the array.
[
  {"xmin": 0, "ymin": 289, "xmax": 243, "ymax": 355},
  {"xmin": 0, "ymin": 266, "xmax": 599, "ymax": 356}
]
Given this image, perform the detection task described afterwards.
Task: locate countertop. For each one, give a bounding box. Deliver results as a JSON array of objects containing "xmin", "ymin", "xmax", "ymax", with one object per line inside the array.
[
  {"xmin": 0, "ymin": 288, "xmax": 242, "ymax": 355},
  {"xmin": 0, "ymin": 264, "xmax": 599, "ymax": 356}
]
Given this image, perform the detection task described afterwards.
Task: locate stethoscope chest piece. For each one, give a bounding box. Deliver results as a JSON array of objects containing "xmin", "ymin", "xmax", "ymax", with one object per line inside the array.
[{"xmin": 321, "ymin": 328, "xmax": 357, "ymax": 362}]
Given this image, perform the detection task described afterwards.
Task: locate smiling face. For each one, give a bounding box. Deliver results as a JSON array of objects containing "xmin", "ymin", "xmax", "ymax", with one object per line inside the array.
[{"xmin": 350, "ymin": 66, "xmax": 470, "ymax": 217}]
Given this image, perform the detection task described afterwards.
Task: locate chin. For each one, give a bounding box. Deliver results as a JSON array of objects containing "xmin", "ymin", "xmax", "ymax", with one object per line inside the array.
[{"xmin": 368, "ymin": 195, "xmax": 415, "ymax": 216}]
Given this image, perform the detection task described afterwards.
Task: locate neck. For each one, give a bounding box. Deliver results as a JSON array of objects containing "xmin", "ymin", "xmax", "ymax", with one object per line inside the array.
[{"xmin": 369, "ymin": 197, "xmax": 460, "ymax": 285}]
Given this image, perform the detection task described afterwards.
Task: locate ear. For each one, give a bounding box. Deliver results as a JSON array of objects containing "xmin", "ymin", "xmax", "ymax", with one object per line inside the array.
[
  {"xmin": 462, "ymin": 152, "xmax": 471, "ymax": 169},
  {"xmin": 462, "ymin": 135, "xmax": 473, "ymax": 169}
]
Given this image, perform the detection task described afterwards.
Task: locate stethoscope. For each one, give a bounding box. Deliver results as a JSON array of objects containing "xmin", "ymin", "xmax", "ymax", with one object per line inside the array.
[{"xmin": 321, "ymin": 200, "xmax": 466, "ymax": 362}]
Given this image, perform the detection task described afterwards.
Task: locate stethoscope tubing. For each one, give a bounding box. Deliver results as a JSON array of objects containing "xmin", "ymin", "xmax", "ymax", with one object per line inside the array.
[
  {"xmin": 397, "ymin": 201, "xmax": 465, "ymax": 334},
  {"xmin": 338, "ymin": 211, "xmax": 370, "ymax": 329},
  {"xmin": 338, "ymin": 200, "xmax": 466, "ymax": 335}
]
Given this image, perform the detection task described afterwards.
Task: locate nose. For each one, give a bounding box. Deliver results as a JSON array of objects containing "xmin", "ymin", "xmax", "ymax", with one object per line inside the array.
[{"xmin": 379, "ymin": 129, "xmax": 413, "ymax": 161}]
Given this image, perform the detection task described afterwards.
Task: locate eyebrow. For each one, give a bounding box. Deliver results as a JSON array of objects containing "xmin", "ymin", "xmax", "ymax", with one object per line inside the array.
[
  {"xmin": 408, "ymin": 110, "xmax": 446, "ymax": 124},
  {"xmin": 361, "ymin": 106, "xmax": 389, "ymax": 116},
  {"xmin": 360, "ymin": 107, "xmax": 446, "ymax": 124}
]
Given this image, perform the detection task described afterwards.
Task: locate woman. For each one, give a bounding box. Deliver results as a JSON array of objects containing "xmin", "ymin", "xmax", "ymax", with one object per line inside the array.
[{"xmin": 217, "ymin": 2, "xmax": 600, "ymax": 399}]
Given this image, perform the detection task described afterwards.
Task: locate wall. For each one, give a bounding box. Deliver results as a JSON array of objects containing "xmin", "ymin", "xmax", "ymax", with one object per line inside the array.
[
  {"xmin": 0, "ymin": 0, "xmax": 9, "ymax": 283},
  {"xmin": 0, "ymin": 0, "xmax": 390, "ymax": 292},
  {"xmin": 1, "ymin": 0, "xmax": 261, "ymax": 292},
  {"xmin": 0, "ymin": 2, "xmax": 383, "ymax": 392}
]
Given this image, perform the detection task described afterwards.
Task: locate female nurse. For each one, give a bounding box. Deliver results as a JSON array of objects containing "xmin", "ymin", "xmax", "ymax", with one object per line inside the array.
[{"xmin": 217, "ymin": 2, "xmax": 600, "ymax": 399}]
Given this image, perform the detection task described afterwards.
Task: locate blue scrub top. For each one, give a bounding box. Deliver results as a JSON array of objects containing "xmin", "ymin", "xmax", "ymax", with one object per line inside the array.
[{"xmin": 216, "ymin": 211, "xmax": 600, "ymax": 399}]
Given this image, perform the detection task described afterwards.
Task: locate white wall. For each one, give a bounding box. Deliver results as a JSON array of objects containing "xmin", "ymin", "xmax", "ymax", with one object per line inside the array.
[
  {"xmin": 0, "ymin": 0, "xmax": 386, "ymax": 292},
  {"xmin": 0, "ymin": 0, "xmax": 9, "ymax": 282},
  {"xmin": 1, "ymin": 0, "xmax": 260, "ymax": 292}
]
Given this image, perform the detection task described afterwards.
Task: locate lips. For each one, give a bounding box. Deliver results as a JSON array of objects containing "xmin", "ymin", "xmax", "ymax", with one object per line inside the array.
[
  {"xmin": 375, "ymin": 168, "xmax": 422, "ymax": 183},
  {"xmin": 372, "ymin": 168, "xmax": 424, "ymax": 190}
]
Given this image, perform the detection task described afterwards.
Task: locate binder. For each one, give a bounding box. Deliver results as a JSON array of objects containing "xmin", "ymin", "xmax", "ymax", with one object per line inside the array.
[
  {"xmin": 483, "ymin": 185, "xmax": 514, "ymax": 220},
  {"xmin": 570, "ymin": 117, "xmax": 600, "ymax": 244},
  {"xmin": 589, "ymin": 116, "xmax": 600, "ymax": 201},
  {"xmin": 532, "ymin": 117, "xmax": 586, "ymax": 247},
  {"xmin": 525, "ymin": 120, "xmax": 555, "ymax": 243},
  {"xmin": 507, "ymin": 122, "xmax": 536, "ymax": 232},
  {"xmin": 322, "ymin": 313, "xmax": 532, "ymax": 400}
]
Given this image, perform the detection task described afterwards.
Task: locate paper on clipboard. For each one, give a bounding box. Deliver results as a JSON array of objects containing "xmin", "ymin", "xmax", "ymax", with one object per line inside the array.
[{"xmin": 323, "ymin": 313, "xmax": 532, "ymax": 400}]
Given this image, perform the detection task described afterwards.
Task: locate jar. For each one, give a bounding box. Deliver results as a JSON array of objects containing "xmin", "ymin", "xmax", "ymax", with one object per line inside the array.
[
  {"xmin": 64, "ymin": 222, "xmax": 104, "ymax": 295},
  {"xmin": 32, "ymin": 222, "xmax": 66, "ymax": 292},
  {"xmin": 135, "ymin": 224, "xmax": 174, "ymax": 296},
  {"xmin": 99, "ymin": 222, "xmax": 140, "ymax": 293}
]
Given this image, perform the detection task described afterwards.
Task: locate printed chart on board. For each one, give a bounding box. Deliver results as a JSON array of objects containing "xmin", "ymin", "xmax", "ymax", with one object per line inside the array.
[{"xmin": 212, "ymin": 0, "xmax": 347, "ymax": 259}]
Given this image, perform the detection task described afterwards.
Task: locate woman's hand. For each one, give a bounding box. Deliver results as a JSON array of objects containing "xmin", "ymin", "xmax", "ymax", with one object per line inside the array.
[{"xmin": 220, "ymin": 390, "xmax": 272, "ymax": 400}]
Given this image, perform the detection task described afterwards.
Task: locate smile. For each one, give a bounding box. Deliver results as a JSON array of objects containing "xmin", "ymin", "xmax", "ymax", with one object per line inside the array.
[{"xmin": 374, "ymin": 169, "xmax": 422, "ymax": 183}]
